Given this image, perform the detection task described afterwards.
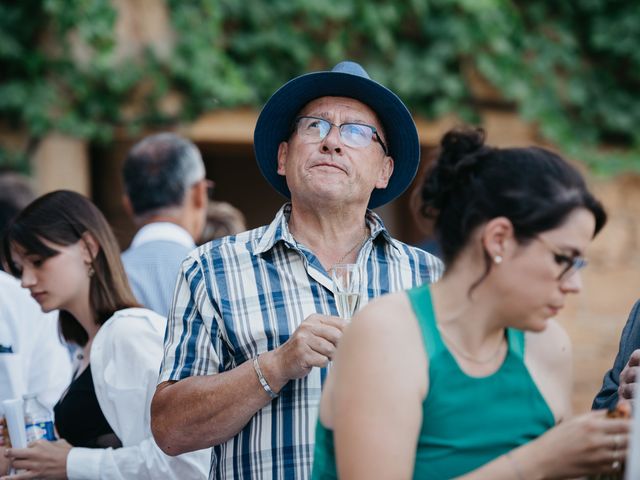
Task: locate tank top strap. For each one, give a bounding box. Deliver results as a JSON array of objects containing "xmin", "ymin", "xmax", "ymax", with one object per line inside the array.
[
  {"xmin": 507, "ymin": 328, "xmax": 525, "ymax": 360},
  {"xmin": 407, "ymin": 284, "xmax": 444, "ymax": 361}
]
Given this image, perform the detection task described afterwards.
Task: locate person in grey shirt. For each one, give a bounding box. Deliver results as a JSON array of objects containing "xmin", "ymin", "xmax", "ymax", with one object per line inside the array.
[
  {"xmin": 593, "ymin": 300, "xmax": 640, "ymax": 410},
  {"xmin": 121, "ymin": 133, "xmax": 209, "ymax": 317}
]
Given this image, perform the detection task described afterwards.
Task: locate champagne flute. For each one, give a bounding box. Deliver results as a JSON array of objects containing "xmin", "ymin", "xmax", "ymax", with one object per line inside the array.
[{"xmin": 331, "ymin": 263, "xmax": 361, "ymax": 321}]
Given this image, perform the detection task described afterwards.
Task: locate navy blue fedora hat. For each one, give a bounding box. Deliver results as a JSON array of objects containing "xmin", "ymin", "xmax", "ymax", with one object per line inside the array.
[{"xmin": 253, "ymin": 61, "xmax": 420, "ymax": 209}]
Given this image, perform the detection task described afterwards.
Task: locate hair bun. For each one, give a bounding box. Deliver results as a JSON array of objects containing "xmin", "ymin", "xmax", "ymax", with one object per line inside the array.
[
  {"xmin": 440, "ymin": 127, "xmax": 486, "ymax": 161},
  {"xmin": 422, "ymin": 127, "xmax": 488, "ymax": 214}
]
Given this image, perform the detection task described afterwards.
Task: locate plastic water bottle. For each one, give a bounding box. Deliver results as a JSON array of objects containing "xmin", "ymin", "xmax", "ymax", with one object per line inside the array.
[{"xmin": 23, "ymin": 394, "xmax": 55, "ymax": 442}]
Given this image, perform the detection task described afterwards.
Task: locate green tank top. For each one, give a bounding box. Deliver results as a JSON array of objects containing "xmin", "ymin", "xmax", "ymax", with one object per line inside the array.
[{"xmin": 311, "ymin": 284, "xmax": 555, "ymax": 479}]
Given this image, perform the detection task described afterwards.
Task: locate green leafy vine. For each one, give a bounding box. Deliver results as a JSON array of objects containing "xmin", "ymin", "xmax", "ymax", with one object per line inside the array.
[{"xmin": 1, "ymin": 0, "xmax": 638, "ymax": 174}]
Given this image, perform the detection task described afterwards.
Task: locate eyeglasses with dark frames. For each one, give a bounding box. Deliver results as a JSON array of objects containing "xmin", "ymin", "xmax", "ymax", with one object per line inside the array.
[
  {"xmin": 535, "ymin": 235, "xmax": 587, "ymax": 280},
  {"xmin": 294, "ymin": 116, "xmax": 388, "ymax": 155}
]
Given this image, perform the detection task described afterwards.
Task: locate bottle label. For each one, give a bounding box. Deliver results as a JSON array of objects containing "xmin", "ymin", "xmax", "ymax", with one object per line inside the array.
[{"xmin": 25, "ymin": 420, "xmax": 56, "ymax": 442}]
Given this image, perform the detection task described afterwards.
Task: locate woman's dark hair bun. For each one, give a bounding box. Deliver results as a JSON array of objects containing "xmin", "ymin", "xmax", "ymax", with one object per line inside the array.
[
  {"xmin": 422, "ymin": 127, "xmax": 489, "ymax": 215},
  {"xmin": 440, "ymin": 127, "xmax": 486, "ymax": 162},
  {"xmin": 419, "ymin": 125, "xmax": 606, "ymax": 272}
]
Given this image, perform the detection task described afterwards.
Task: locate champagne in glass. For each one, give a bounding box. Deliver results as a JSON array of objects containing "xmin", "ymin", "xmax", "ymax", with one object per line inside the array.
[{"xmin": 331, "ymin": 264, "xmax": 361, "ymax": 320}]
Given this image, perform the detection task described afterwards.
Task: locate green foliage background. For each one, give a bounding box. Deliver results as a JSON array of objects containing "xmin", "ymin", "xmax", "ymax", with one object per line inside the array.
[{"xmin": 1, "ymin": 0, "xmax": 639, "ymax": 173}]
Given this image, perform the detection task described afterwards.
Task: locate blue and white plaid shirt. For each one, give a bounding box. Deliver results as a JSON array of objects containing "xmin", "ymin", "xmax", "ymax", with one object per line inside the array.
[{"xmin": 159, "ymin": 204, "xmax": 443, "ymax": 479}]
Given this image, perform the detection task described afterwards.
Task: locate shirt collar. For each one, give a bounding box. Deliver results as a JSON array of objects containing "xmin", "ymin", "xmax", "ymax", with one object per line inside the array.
[
  {"xmin": 254, "ymin": 204, "xmax": 296, "ymax": 255},
  {"xmin": 254, "ymin": 203, "xmax": 398, "ymax": 256},
  {"xmin": 129, "ymin": 222, "xmax": 196, "ymax": 249}
]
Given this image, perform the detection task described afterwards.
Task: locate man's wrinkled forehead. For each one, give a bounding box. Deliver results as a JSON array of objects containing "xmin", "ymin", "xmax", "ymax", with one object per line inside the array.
[{"xmin": 297, "ymin": 96, "xmax": 384, "ymax": 129}]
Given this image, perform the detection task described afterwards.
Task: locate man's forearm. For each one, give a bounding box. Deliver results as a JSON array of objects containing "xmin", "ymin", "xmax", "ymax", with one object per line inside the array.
[{"xmin": 151, "ymin": 351, "xmax": 287, "ymax": 455}]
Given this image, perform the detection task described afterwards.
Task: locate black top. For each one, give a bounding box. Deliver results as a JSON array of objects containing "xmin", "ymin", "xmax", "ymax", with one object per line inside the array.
[{"xmin": 54, "ymin": 365, "xmax": 122, "ymax": 448}]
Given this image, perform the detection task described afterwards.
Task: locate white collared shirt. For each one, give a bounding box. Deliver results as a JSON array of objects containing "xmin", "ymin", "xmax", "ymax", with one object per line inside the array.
[
  {"xmin": 0, "ymin": 271, "xmax": 72, "ymax": 411},
  {"xmin": 122, "ymin": 222, "xmax": 196, "ymax": 317},
  {"xmin": 129, "ymin": 222, "xmax": 195, "ymax": 250},
  {"xmin": 66, "ymin": 307, "xmax": 209, "ymax": 479}
]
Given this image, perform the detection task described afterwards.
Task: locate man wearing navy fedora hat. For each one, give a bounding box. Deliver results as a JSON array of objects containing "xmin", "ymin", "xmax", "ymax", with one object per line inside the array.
[{"xmin": 152, "ymin": 61, "xmax": 443, "ymax": 479}]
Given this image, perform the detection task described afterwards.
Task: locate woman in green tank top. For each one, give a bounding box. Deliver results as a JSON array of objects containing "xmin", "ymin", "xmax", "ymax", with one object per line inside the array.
[{"xmin": 312, "ymin": 128, "xmax": 630, "ymax": 479}]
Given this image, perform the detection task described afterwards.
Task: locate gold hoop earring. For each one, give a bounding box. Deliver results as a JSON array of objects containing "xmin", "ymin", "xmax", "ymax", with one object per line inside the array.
[{"xmin": 493, "ymin": 255, "xmax": 503, "ymax": 264}]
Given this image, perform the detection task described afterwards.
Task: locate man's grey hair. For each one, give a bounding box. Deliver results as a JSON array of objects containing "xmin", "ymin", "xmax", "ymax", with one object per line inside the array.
[{"xmin": 123, "ymin": 133, "xmax": 205, "ymax": 217}]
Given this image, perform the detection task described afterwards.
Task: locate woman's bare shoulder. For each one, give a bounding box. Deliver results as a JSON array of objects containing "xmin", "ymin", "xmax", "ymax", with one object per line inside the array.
[
  {"xmin": 337, "ymin": 289, "xmax": 428, "ymax": 395},
  {"xmin": 346, "ymin": 291, "xmax": 417, "ymax": 341}
]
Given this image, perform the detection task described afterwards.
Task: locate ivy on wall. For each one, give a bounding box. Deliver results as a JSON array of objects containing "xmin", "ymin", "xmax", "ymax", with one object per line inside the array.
[{"xmin": 1, "ymin": 0, "xmax": 638, "ymax": 173}]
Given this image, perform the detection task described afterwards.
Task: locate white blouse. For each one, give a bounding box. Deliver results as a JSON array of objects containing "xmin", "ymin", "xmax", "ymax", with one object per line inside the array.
[{"xmin": 65, "ymin": 308, "xmax": 209, "ymax": 479}]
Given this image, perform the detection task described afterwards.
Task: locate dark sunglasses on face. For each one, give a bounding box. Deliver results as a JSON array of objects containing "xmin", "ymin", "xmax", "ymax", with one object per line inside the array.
[
  {"xmin": 535, "ymin": 235, "xmax": 588, "ymax": 280},
  {"xmin": 294, "ymin": 116, "xmax": 389, "ymax": 155}
]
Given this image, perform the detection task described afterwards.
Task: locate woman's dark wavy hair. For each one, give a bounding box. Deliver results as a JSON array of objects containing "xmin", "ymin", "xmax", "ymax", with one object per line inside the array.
[
  {"xmin": 421, "ymin": 127, "xmax": 607, "ymax": 289},
  {"xmin": 1, "ymin": 190, "xmax": 138, "ymax": 346}
]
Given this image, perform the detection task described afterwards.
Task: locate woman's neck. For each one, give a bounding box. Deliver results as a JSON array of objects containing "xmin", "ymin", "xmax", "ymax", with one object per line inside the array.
[
  {"xmin": 431, "ymin": 274, "xmax": 508, "ymax": 376},
  {"xmin": 65, "ymin": 296, "xmax": 100, "ymax": 344},
  {"xmin": 430, "ymin": 265, "xmax": 505, "ymax": 347}
]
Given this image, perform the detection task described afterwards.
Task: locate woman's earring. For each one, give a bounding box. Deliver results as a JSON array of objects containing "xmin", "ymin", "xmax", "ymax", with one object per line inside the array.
[
  {"xmin": 88, "ymin": 265, "xmax": 95, "ymax": 278},
  {"xmin": 493, "ymin": 255, "xmax": 503, "ymax": 264}
]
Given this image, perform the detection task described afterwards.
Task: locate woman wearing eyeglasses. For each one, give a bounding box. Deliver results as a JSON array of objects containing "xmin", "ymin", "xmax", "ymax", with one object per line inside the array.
[
  {"xmin": 312, "ymin": 128, "xmax": 630, "ymax": 479},
  {"xmin": 0, "ymin": 191, "xmax": 208, "ymax": 479}
]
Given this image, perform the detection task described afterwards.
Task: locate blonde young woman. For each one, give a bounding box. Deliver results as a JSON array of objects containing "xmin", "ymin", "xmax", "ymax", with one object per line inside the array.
[
  {"xmin": 312, "ymin": 129, "xmax": 630, "ymax": 479},
  {"xmin": 0, "ymin": 190, "xmax": 208, "ymax": 479}
]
